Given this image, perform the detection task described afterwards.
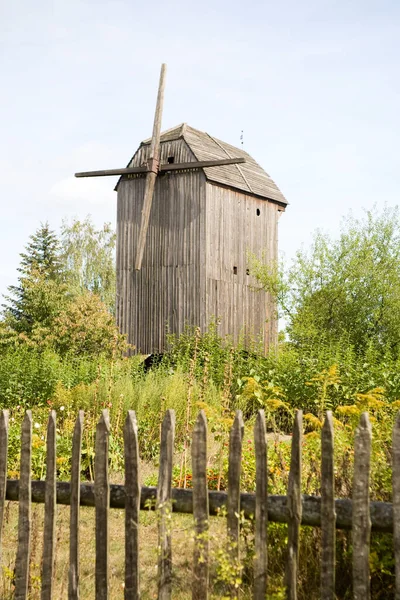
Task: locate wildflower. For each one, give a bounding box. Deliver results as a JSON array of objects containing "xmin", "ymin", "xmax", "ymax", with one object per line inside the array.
[
  {"xmin": 34, "ymin": 423, "xmax": 40, "ymax": 429},
  {"xmin": 60, "ymin": 406, "xmax": 65, "ymax": 412}
]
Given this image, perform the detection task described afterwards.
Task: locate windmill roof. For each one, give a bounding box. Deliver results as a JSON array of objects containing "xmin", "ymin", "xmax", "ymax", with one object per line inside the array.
[{"xmin": 140, "ymin": 124, "xmax": 287, "ymax": 205}]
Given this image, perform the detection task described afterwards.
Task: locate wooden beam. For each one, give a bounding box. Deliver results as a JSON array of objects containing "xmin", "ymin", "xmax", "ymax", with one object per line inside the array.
[
  {"xmin": 161, "ymin": 157, "xmax": 246, "ymax": 171},
  {"xmin": 75, "ymin": 166, "xmax": 147, "ymax": 178},
  {"xmin": 135, "ymin": 63, "xmax": 167, "ymax": 271},
  {"xmin": 4, "ymin": 481, "xmax": 396, "ymax": 533},
  {"xmin": 74, "ymin": 158, "xmax": 246, "ymax": 179}
]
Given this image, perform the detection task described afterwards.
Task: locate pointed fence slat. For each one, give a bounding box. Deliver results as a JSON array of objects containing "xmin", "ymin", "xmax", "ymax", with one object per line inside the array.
[
  {"xmin": 95, "ymin": 410, "xmax": 110, "ymax": 600},
  {"xmin": 321, "ymin": 411, "xmax": 335, "ymax": 600},
  {"xmin": 192, "ymin": 410, "xmax": 209, "ymax": 600},
  {"xmin": 254, "ymin": 410, "xmax": 267, "ymax": 600},
  {"xmin": 15, "ymin": 411, "xmax": 32, "ymax": 600},
  {"xmin": 285, "ymin": 410, "xmax": 303, "ymax": 600},
  {"xmin": 41, "ymin": 411, "xmax": 57, "ymax": 600},
  {"xmin": 0, "ymin": 407, "xmax": 396, "ymax": 599},
  {"xmin": 124, "ymin": 410, "xmax": 140, "ymax": 600},
  {"xmin": 68, "ymin": 411, "xmax": 84, "ymax": 600},
  {"xmin": 0, "ymin": 409, "xmax": 9, "ymax": 561},
  {"xmin": 352, "ymin": 412, "xmax": 372, "ymax": 600},
  {"xmin": 393, "ymin": 412, "xmax": 400, "ymax": 600},
  {"xmin": 157, "ymin": 409, "xmax": 176, "ymax": 600},
  {"xmin": 227, "ymin": 410, "xmax": 244, "ymax": 597}
]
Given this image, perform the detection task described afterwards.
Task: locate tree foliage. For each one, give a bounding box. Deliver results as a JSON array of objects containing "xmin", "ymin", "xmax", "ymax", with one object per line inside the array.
[
  {"xmin": 51, "ymin": 292, "xmax": 127, "ymax": 357},
  {"xmin": 251, "ymin": 207, "xmax": 400, "ymax": 356},
  {"xmin": 60, "ymin": 218, "xmax": 116, "ymax": 313},
  {"xmin": 2, "ymin": 223, "xmax": 65, "ymax": 334},
  {"xmin": 1, "ymin": 218, "xmax": 123, "ymax": 358}
]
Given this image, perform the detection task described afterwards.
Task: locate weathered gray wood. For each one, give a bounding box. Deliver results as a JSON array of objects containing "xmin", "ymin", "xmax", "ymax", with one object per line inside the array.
[
  {"xmin": 15, "ymin": 411, "xmax": 32, "ymax": 600},
  {"xmin": 321, "ymin": 411, "xmax": 336, "ymax": 600},
  {"xmin": 95, "ymin": 410, "xmax": 110, "ymax": 600},
  {"xmin": 135, "ymin": 63, "xmax": 167, "ymax": 271},
  {"xmin": 157, "ymin": 409, "xmax": 175, "ymax": 600},
  {"xmin": 0, "ymin": 410, "xmax": 9, "ymax": 560},
  {"xmin": 352, "ymin": 412, "xmax": 372, "ymax": 600},
  {"xmin": 227, "ymin": 410, "xmax": 244, "ymax": 596},
  {"xmin": 41, "ymin": 411, "xmax": 57, "ymax": 600},
  {"xmin": 68, "ymin": 410, "xmax": 84, "ymax": 600},
  {"xmin": 124, "ymin": 411, "xmax": 140, "ymax": 600},
  {"xmin": 393, "ymin": 412, "xmax": 400, "ymax": 600},
  {"xmin": 116, "ymin": 132, "xmax": 282, "ymax": 355},
  {"xmin": 75, "ymin": 158, "xmax": 246, "ymax": 178},
  {"xmin": 192, "ymin": 411, "xmax": 209, "ymax": 600},
  {"xmin": 161, "ymin": 157, "xmax": 246, "ymax": 171},
  {"xmin": 285, "ymin": 410, "xmax": 303, "ymax": 600},
  {"xmin": 76, "ymin": 166, "xmax": 148, "ymax": 177},
  {"xmin": 254, "ymin": 410, "xmax": 267, "ymax": 600},
  {"xmin": 3, "ymin": 480, "xmax": 395, "ymax": 531}
]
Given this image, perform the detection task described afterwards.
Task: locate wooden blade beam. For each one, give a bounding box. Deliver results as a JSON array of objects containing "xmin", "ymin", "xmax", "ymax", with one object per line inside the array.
[
  {"xmin": 74, "ymin": 157, "xmax": 246, "ymax": 179},
  {"xmin": 160, "ymin": 157, "xmax": 246, "ymax": 171},
  {"xmin": 135, "ymin": 63, "xmax": 167, "ymax": 271}
]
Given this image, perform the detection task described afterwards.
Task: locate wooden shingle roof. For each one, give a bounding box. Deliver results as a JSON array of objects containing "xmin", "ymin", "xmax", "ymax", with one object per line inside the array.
[{"xmin": 138, "ymin": 123, "xmax": 287, "ymax": 205}]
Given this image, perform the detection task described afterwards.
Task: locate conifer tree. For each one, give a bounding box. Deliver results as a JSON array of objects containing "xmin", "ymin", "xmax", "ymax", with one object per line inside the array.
[{"xmin": 2, "ymin": 223, "xmax": 64, "ymax": 333}]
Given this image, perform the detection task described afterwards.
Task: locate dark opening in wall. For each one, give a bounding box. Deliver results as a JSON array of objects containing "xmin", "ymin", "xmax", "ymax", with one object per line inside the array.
[
  {"xmin": 246, "ymin": 268, "xmax": 250, "ymax": 275},
  {"xmin": 256, "ymin": 208, "xmax": 260, "ymax": 216},
  {"xmin": 168, "ymin": 156, "xmax": 175, "ymax": 164},
  {"xmin": 233, "ymin": 266, "xmax": 237, "ymax": 275}
]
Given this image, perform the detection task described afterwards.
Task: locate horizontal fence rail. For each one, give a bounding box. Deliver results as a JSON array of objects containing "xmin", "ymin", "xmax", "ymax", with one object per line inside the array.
[
  {"xmin": 2, "ymin": 480, "xmax": 395, "ymax": 531},
  {"xmin": 0, "ymin": 408, "xmax": 398, "ymax": 599}
]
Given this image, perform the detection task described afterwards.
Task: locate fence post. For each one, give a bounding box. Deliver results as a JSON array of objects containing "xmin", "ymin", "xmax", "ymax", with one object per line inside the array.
[
  {"xmin": 41, "ymin": 410, "xmax": 57, "ymax": 600},
  {"xmin": 15, "ymin": 411, "xmax": 32, "ymax": 600},
  {"xmin": 321, "ymin": 411, "xmax": 336, "ymax": 600},
  {"xmin": 192, "ymin": 410, "xmax": 209, "ymax": 600},
  {"xmin": 253, "ymin": 410, "xmax": 268, "ymax": 600},
  {"xmin": 124, "ymin": 410, "xmax": 141, "ymax": 600},
  {"xmin": 254, "ymin": 410, "xmax": 268, "ymax": 600},
  {"xmin": 0, "ymin": 409, "xmax": 9, "ymax": 563},
  {"xmin": 285, "ymin": 409, "xmax": 302, "ymax": 600},
  {"xmin": 393, "ymin": 412, "xmax": 400, "ymax": 600},
  {"xmin": 95, "ymin": 410, "xmax": 110, "ymax": 600},
  {"xmin": 227, "ymin": 410, "xmax": 244, "ymax": 597},
  {"xmin": 352, "ymin": 412, "xmax": 372, "ymax": 600},
  {"xmin": 68, "ymin": 410, "xmax": 84, "ymax": 600},
  {"xmin": 157, "ymin": 409, "xmax": 176, "ymax": 600}
]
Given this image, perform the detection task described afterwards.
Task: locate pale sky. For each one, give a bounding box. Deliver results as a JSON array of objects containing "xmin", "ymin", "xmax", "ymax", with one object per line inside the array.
[{"xmin": 1, "ymin": 0, "xmax": 399, "ymax": 299}]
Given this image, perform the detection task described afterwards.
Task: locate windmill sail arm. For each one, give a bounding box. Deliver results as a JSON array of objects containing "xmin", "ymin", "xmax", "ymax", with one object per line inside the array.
[{"xmin": 75, "ymin": 158, "xmax": 246, "ymax": 179}]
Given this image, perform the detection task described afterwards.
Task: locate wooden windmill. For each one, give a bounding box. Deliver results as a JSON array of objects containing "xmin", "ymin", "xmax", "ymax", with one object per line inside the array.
[
  {"xmin": 76, "ymin": 64, "xmax": 246, "ymax": 271},
  {"xmin": 76, "ymin": 64, "xmax": 288, "ymax": 354}
]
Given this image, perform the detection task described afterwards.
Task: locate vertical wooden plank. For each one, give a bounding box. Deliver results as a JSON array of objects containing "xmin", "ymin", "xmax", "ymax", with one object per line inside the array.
[
  {"xmin": 157, "ymin": 409, "xmax": 176, "ymax": 600},
  {"xmin": 227, "ymin": 410, "xmax": 244, "ymax": 597},
  {"xmin": 254, "ymin": 410, "xmax": 267, "ymax": 600},
  {"xmin": 124, "ymin": 411, "xmax": 141, "ymax": 600},
  {"xmin": 15, "ymin": 410, "xmax": 32, "ymax": 600},
  {"xmin": 0, "ymin": 410, "xmax": 9, "ymax": 561},
  {"xmin": 192, "ymin": 410, "xmax": 209, "ymax": 600},
  {"xmin": 41, "ymin": 410, "xmax": 57, "ymax": 600},
  {"xmin": 285, "ymin": 410, "xmax": 302, "ymax": 600},
  {"xmin": 393, "ymin": 412, "xmax": 400, "ymax": 600},
  {"xmin": 352, "ymin": 412, "xmax": 372, "ymax": 600},
  {"xmin": 95, "ymin": 410, "xmax": 110, "ymax": 600},
  {"xmin": 321, "ymin": 411, "xmax": 336, "ymax": 600},
  {"xmin": 69, "ymin": 411, "xmax": 84, "ymax": 600}
]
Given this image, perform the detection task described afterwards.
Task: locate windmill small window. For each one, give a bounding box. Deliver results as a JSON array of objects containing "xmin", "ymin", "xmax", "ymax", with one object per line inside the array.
[{"xmin": 167, "ymin": 156, "xmax": 175, "ymax": 164}]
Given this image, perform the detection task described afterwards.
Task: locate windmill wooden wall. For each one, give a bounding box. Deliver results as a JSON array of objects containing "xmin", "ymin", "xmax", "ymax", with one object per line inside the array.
[{"xmin": 116, "ymin": 135, "xmax": 283, "ymax": 354}]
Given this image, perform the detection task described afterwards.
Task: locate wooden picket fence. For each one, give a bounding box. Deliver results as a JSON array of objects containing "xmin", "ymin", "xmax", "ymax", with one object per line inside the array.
[{"xmin": 0, "ymin": 407, "xmax": 399, "ymax": 599}]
